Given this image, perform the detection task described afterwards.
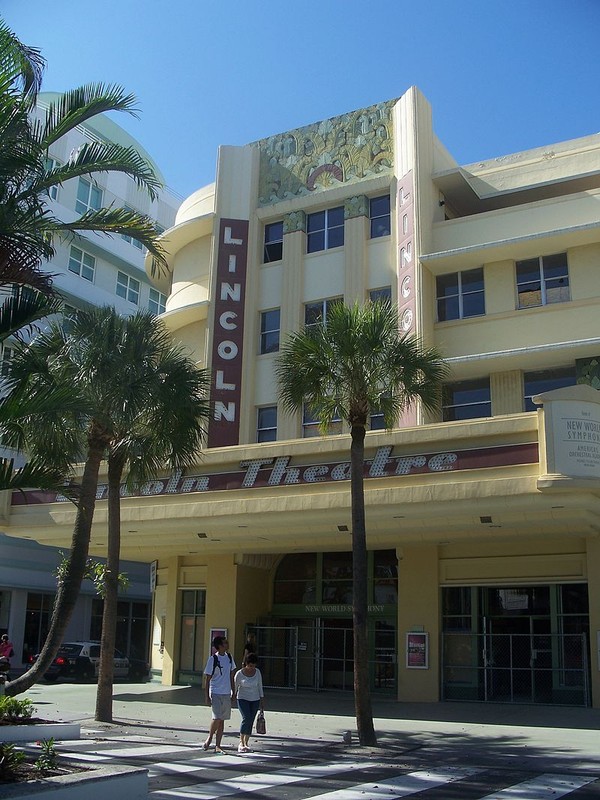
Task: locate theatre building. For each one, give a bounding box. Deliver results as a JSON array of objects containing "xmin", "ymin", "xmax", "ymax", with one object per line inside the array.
[{"xmin": 6, "ymin": 86, "xmax": 600, "ymax": 707}]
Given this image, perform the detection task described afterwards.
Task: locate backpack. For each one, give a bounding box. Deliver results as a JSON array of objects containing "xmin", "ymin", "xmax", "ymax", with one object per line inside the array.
[{"xmin": 211, "ymin": 652, "xmax": 232, "ymax": 676}]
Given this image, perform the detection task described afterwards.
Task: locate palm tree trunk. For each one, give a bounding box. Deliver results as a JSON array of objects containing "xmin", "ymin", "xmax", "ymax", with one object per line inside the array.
[
  {"xmin": 350, "ymin": 423, "xmax": 377, "ymax": 746},
  {"xmin": 95, "ymin": 452, "xmax": 125, "ymax": 722},
  {"xmin": 6, "ymin": 432, "xmax": 106, "ymax": 696}
]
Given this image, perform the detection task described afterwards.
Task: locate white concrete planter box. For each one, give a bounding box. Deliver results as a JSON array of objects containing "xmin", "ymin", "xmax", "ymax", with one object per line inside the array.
[
  {"xmin": 1, "ymin": 764, "xmax": 148, "ymax": 800},
  {"xmin": 0, "ymin": 723, "xmax": 80, "ymax": 743}
]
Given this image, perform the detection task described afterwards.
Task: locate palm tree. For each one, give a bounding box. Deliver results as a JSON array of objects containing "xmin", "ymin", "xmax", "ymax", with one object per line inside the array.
[
  {"xmin": 276, "ymin": 300, "xmax": 448, "ymax": 746},
  {"xmin": 4, "ymin": 307, "xmax": 210, "ymax": 699},
  {"xmin": 95, "ymin": 312, "xmax": 210, "ymax": 722}
]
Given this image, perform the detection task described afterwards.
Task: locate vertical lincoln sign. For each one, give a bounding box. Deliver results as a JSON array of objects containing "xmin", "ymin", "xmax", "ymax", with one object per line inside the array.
[{"xmin": 207, "ymin": 218, "xmax": 249, "ymax": 448}]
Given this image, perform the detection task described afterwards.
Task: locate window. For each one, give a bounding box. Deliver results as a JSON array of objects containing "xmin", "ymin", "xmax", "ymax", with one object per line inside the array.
[
  {"xmin": 370, "ymin": 409, "xmax": 385, "ymax": 430},
  {"xmin": 68, "ymin": 246, "xmax": 95, "ymax": 282},
  {"xmin": 116, "ymin": 271, "xmax": 140, "ymax": 305},
  {"xmin": 370, "ymin": 286, "xmax": 392, "ymax": 304},
  {"xmin": 370, "ymin": 195, "xmax": 391, "ymax": 238},
  {"xmin": 307, "ymin": 206, "xmax": 344, "ymax": 253},
  {"xmin": 257, "ymin": 406, "xmax": 277, "ymax": 442},
  {"xmin": 75, "ymin": 177, "xmax": 102, "ymax": 215},
  {"xmin": 149, "ymin": 288, "xmax": 167, "ymax": 316},
  {"xmin": 516, "ymin": 253, "xmax": 569, "ymax": 309},
  {"xmin": 303, "ymin": 405, "xmax": 342, "ymax": 437},
  {"xmin": 523, "ymin": 367, "xmax": 577, "ymax": 411},
  {"xmin": 442, "ymin": 378, "xmax": 491, "ymax": 421},
  {"xmin": 263, "ymin": 221, "xmax": 283, "ymax": 262},
  {"xmin": 44, "ymin": 156, "xmax": 60, "ymax": 200},
  {"xmin": 436, "ymin": 268, "xmax": 485, "ymax": 321},
  {"xmin": 259, "ymin": 308, "xmax": 280, "ymax": 354},
  {"xmin": 0, "ymin": 345, "xmax": 14, "ymax": 378},
  {"xmin": 121, "ymin": 206, "xmax": 144, "ymax": 249},
  {"xmin": 179, "ymin": 589, "xmax": 206, "ymax": 673},
  {"xmin": 304, "ymin": 297, "xmax": 342, "ymax": 328}
]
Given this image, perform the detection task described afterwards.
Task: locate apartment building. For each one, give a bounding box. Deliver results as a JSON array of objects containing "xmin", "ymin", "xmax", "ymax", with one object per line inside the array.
[{"xmin": 7, "ymin": 86, "xmax": 600, "ymax": 707}]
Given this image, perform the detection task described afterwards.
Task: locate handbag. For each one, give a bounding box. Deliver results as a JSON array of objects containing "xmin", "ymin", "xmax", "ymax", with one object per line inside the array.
[{"xmin": 256, "ymin": 709, "xmax": 266, "ymax": 735}]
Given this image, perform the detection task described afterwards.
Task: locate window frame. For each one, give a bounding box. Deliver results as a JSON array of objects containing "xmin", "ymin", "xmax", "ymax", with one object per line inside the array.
[
  {"xmin": 523, "ymin": 366, "xmax": 577, "ymax": 411},
  {"xmin": 516, "ymin": 253, "xmax": 570, "ymax": 309},
  {"xmin": 75, "ymin": 177, "xmax": 103, "ymax": 215},
  {"xmin": 148, "ymin": 288, "xmax": 167, "ymax": 316},
  {"xmin": 436, "ymin": 268, "xmax": 485, "ymax": 322},
  {"xmin": 68, "ymin": 245, "xmax": 96, "ymax": 282},
  {"xmin": 259, "ymin": 308, "xmax": 280, "ymax": 354},
  {"xmin": 263, "ymin": 221, "xmax": 283, "ymax": 263},
  {"xmin": 302, "ymin": 405, "xmax": 342, "ymax": 438},
  {"xmin": 369, "ymin": 286, "xmax": 392, "ymax": 304},
  {"xmin": 304, "ymin": 297, "xmax": 342, "ymax": 329},
  {"xmin": 442, "ymin": 378, "xmax": 492, "ymax": 422},
  {"xmin": 44, "ymin": 156, "xmax": 60, "ymax": 201},
  {"xmin": 306, "ymin": 206, "xmax": 344, "ymax": 253},
  {"xmin": 369, "ymin": 195, "xmax": 391, "ymax": 239},
  {"xmin": 257, "ymin": 405, "xmax": 277, "ymax": 443},
  {"xmin": 121, "ymin": 205, "xmax": 144, "ymax": 249},
  {"xmin": 116, "ymin": 270, "xmax": 141, "ymax": 305}
]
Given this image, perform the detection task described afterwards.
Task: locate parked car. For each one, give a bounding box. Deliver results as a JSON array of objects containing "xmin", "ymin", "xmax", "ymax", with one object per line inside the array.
[{"xmin": 29, "ymin": 641, "xmax": 146, "ymax": 682}]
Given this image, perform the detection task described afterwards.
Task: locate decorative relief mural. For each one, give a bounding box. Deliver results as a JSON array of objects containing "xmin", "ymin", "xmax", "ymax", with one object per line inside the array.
[{"xmin": 256, "ymin": 99, "xmax": 397, "ymax": 206}]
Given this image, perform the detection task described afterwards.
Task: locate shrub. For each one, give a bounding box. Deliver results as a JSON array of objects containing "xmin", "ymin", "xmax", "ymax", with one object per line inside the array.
[{"xmin": 0, "ymin": 696, "xmax": 34, "ymax": 723}]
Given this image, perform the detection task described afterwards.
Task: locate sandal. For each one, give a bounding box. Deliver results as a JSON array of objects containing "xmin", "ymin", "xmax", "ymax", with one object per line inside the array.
[
  {"xmin": 215, "ymin": 747, "xmax": 226, "ymax": 754},
  {"xmin": 202, "ymin": 740, "xmax": 211, "ymax": 751}
]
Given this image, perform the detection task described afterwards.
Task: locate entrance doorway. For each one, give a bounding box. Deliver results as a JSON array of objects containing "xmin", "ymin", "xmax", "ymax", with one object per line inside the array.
[{"xmin": 253, "ymin": 618, "xmax": 396, "ymax": 693}]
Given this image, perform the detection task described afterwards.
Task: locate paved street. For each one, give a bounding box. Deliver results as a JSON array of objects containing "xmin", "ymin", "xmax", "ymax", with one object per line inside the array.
[{"xmin": 18, "ymin": 680, "xmax": 600, "ymax": 798}]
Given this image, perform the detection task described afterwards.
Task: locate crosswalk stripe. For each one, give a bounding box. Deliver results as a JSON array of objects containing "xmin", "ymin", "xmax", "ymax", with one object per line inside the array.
[
  {"xmin": 150, "ymin": 752, "xmax": 278, "ymax": 775},
  {"xmin": 477, "ymin": 772, "xmax": 596, "ymax": 799},
  {"xmin": 300, "ymin": 767, "xmax": 482, "ymax": 799},
  {"xmin": 152, "ymin": 761, "xmax": 367, "ymax": 798}
]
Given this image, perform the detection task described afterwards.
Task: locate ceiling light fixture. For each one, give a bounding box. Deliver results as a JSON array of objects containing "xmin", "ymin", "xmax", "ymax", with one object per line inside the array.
[
  {"xmin": 480, "ymin": 516, "xmax": 493, "ymax": 524},
  {"xmin": 197, "ymin": 533, "xmax": 207, "ymax": 539},
  {"xmin": 337, "ymin": 525, "xmax": 349, "ymax": 532}
]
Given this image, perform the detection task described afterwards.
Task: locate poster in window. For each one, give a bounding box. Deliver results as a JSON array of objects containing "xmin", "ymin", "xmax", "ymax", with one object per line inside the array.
[
  {"xmin": 209, "ymin": 628, "xmax": 228, "ymax": 655},
  {"xmin": 406, "ymin": 632, "xmax": 429, "ymax": 669}
]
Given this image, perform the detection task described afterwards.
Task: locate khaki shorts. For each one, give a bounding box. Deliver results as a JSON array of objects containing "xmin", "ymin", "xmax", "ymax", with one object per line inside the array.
[{"xmin": 210, "ymin": 694, "xmax": 232, "ymax": 720}]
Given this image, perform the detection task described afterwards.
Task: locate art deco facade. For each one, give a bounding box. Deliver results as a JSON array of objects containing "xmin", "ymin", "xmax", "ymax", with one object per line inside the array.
[{"xmin": 7, "ymin": 87, "xmax": 600, "ymax": 707}]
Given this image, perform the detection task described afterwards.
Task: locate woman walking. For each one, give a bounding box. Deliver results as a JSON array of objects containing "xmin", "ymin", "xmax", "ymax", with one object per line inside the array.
[{"xmin": 234, "ymin": 653, "xmax": 264, "ymax": 753}]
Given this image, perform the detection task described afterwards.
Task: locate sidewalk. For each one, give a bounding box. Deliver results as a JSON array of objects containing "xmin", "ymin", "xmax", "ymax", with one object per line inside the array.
[{"xmin": 21, "ymin": 678, "xmax": 600, "ymax": 772}]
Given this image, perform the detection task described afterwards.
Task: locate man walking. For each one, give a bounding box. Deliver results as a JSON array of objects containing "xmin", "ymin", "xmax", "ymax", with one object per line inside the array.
[{"xmin": 203, "ymin": 636, "xmax": 236, "ymax": 753}]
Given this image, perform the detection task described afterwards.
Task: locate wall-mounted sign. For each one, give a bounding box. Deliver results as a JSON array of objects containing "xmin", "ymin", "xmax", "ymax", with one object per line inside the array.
[
  {"xmin": 14, "ymin": 442, "xmax": 539, "ymax": 505},
  {"xmin": 207, "ymin": 219, "xmax": 249, "ymax": 449},
  {"xmin": 534, "ymin": 385, "xmax": 600, "ymax": 480},
  {"xmin": 406, "ymin": 632, "xmax": 429, "ymax": 669}
]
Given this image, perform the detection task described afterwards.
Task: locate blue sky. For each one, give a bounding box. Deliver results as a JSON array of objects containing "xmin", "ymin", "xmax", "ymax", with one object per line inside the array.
[{"xmin": 4, "ymin": 1, "xmax": 600, "ymax": 200}]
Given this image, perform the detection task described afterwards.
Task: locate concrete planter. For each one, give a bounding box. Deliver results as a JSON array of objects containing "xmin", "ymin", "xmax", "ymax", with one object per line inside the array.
[
  {"xmin": 1, "ymin": 764, "xmax": 148, "ymax": 800},
  {"xmin": 0, "ymin": 723, "xmax": 80, "ymax": 743}
]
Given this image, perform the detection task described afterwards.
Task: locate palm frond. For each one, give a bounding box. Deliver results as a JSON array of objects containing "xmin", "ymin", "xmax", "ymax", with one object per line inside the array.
[
  {"xmin": 28, "ymin": 139, "xmax": 161, "ymax": 201},
  {"xmin": 0, "ymin": 455, "xmax": 68, "ymax": 494},
  {"xmin": 0, "ymin": 21, "xmax": 45, "ymax": 100},
  {"xmin": 40, "ymin": 84, "xmax": 139, "ymax": 146},
  {"xmin": 54, "ymin": 207, "xmax": 168, "ymax": 272},
  {"xmin": 0, "ymin": 288, "xmax": 59, "ymax": 343}
]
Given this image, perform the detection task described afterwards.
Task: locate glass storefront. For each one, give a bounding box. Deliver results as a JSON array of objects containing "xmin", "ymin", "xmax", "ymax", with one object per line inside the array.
[
  {"xmin": 90, "ymin": 598, "xmax": 150, "ymax": 660},
  {"xmin": 441, "ymin": 584, "xmax": 590, "ymax": 705}
]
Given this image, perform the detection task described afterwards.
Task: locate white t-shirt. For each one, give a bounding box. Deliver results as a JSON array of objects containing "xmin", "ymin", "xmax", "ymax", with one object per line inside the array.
[
  {"xmin": 204, "ymin": 652, "xmax": 236, "ymax": 696},
  {"xmin": 234, "ymin": 667, "xmax": 264, "ymax": 701}
]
